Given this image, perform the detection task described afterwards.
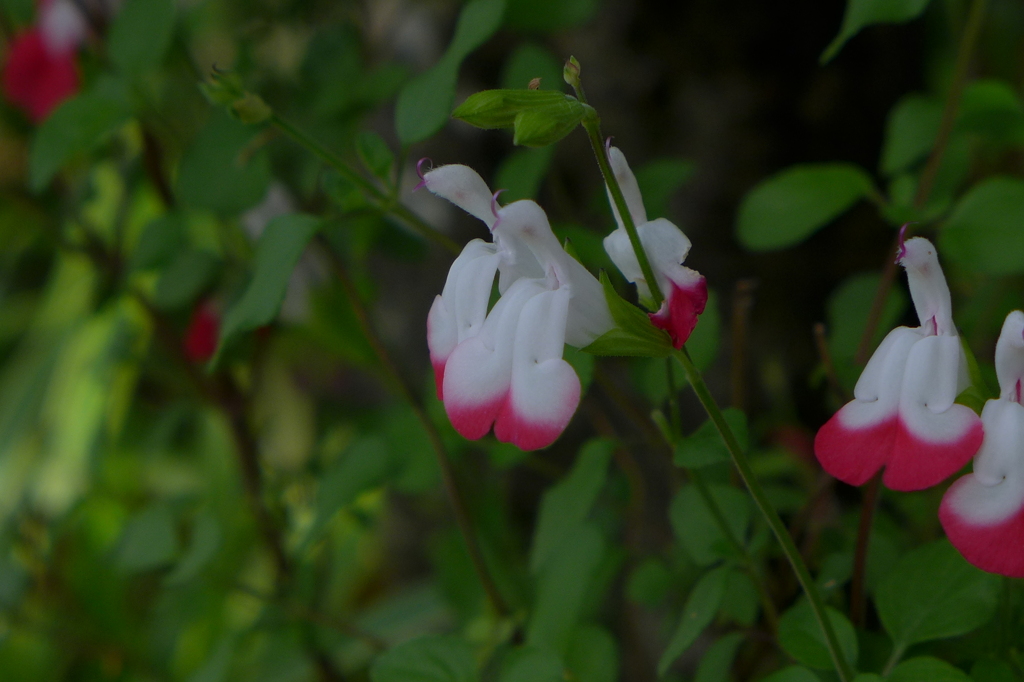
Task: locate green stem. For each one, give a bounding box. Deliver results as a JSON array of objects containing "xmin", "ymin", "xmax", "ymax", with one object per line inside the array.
[
  {"xmin": 568, "ymin": 81, "xmax": 664, "ymax": 308},
  {"xmin": 675, "ymin": 347, "xmax": 854, "ymax": 682},
  {"xmin": 269, "ymin": 114, "xmax": 461, "ymax": 255}
]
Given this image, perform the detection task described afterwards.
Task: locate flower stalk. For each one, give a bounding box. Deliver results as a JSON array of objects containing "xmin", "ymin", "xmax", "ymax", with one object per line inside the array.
[{"xmin": 675, "ymin": 347, "xmax": 854, "ymax": 682}]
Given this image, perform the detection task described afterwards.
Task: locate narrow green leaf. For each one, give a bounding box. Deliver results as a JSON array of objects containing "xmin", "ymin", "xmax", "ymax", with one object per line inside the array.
[
  {"xmin": 658, "ymin": 566, "xmax": 730, "ymax": 675},
  {"xmin": 453, "ymin": 89, "xmax": 573, "ymax": 129},
  {"xmin": 29, "ymin": 78, "xmax": 132, "ymax": 191},
  {"xmin": 394, "ymin": 0, "xmax": 505, "ymax": 145},
  {"xmin": 888, "ymin": 657, "xmax": 971, "ymax": 682},
  {"xmin": 152, "ymin": 250, "xmax": 220, "ymax": 311},
  {"xmin": 107, "ymin": 0, "xmax": 175, "ymax": 78},
  {"xmin": 356, "ymin": 131, "xmax": 395, "ymax": 181},
  {"xmin": 821, "ymin": 0, "xmax": 933, "ymax": 63},
  {"xmin": 777, "ymin": 600, "xmax": 858, "ymax": 671},
  {"xmin": 370, "ymin": 635, "xmax": 477, "ymax": 682},
  {"xmin": 669, "ymin": 484, "xmax": 750, "ymax": 566},
  {"xmin": 526, "ymin": 522, "xmax": 605, "ymax": 655},
  {"xmin": 115, "ymin": 504, "xmax": 179, "ymax": 573},
  {"xmin": 674, "ymin": 408, "xmax": 748, "ymax": 468},
  {"xmin": 512, "ymin": 99, "xmax": 586, "ymax": 147},
  {"xmin": 736, "ymin": 163, "xmax": 875, "ymax": 251},
  {"xmin": 530, "ymin": 438, "xmax": 613, "ymax": 572},
  {"xmin": 498, "ymin": 646, "xmax": 563, "ymax": 682},
  {"xmin": 880, "ymin": 94, "xmax": 942, "ymax": 177},
  {"xmin": 175, "ymin": 112, "xmax": 271, "ymax": 215},
  {"xmin": 580, "ymin": 271, "xmax": 673, "ymax": 358},
  {"xmin": 875, "ymin": 539, "xmax": 1000, "ymax": 650},
  {"xmin": 695, "ymin": 632, "xmax": 745, "ymax": 682},
  {"xmin": 956, "ymin": 79, "xmax": 1024, "ymax": 143},
  {"xmin": 566, "ymin": 625, "xmax": 618, "ymax": 682},
  {"xmin": 940, "ymin": 177, "xmax": 1024, "ymax": 274},
  {"xmin": 215, "ymin": 214, "xmax": 321, "ymax": 359},
  {"xmin": 760, "ymin": 666, "xmax": 821, "ymax": 682}
]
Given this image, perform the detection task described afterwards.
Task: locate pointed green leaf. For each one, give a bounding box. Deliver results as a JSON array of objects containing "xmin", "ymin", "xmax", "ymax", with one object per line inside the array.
[
  {"xmin": 108, "ymin": 0, "xmax": 175, "ymax": 78},
  {"xmin": 695, "ymin": 632, "xmax": 745, "ymax": 682},
  {"xmin": 370, "ymin": 635, "xmax": 477, "ymax": 682},
  {"xmin": 453, "ymin": 89, "xmax": 576, "ymax": 129},
  {"xmin": 939, "ymin": 177, "xmax": 1024, "ymax": 274},
  {"xmin": 888, "ymin": 657, "xmax": 971, "ymax": 682},
  {"xmin": 777, "ymin": 600, "xmax": 858, "ymax": 671},
  {"xmin": 581, "ymin": 271, "xmax": 673, "ymax": 357},
  {"xmin": 658, "ymin": 566, "xmax": 730, "ymax": 675},
  {"xmin": 821, "ymin": 0, "xmax": 933, "ymax": 63}
]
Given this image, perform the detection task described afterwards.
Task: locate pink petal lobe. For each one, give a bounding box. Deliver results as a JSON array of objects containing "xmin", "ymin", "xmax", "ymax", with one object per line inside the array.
[
  {"xmin": 884, "ymin": 414, "xmax": 983, "ymax": 491},
  {"xmin": 3, "ymin": 29, "xmax": 78, "ymax": 122},
  {"xmin": 814, "ymin": 413, "xmax": 896, "ymax": 486},
  {"xmin": 940, "ymin": 475, "xmax": 1024, "ymax": 578},
  {"xmin": 649, "ymin": 276, "xmax": 708, "ymax": 348}
]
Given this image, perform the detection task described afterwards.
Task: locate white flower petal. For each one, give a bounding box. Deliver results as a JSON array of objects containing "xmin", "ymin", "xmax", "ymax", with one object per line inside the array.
[
  {"xmin": 606, "ymin": 146, "xmax": 647, "ymax": 231},
  {"xmin": 423, "ymin": 164, "xmax": 496, "ymax": 228},
  {"xmin": 899, "ymin": 237, "xmax": 954, "ymax": 336},
  {"xmin": 995, "ymin": 310, "xmax": 1024, "ymax": 401}
]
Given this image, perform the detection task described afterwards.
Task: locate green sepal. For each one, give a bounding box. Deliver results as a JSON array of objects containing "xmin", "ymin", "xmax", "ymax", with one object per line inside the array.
[
  {"xmin": 581, "ymin": 271, "xmax": 673, "ymax": 357},
  {"xmin": 955, "ymin": 335, "xmax": 994, "ymax": 414},
  {"xmin": 453, "ymin": 89, "xmax": 585, "ymax": 146}
]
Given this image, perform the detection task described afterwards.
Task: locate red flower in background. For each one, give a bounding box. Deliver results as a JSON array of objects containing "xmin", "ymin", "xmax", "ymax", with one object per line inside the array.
[
  {"xmin": 184, "ymin": 303, "xmax": 220, "ymax": 363},
  {"xmin": 3, "ymin": 0, "xmax": 87, "ymax": 122}
]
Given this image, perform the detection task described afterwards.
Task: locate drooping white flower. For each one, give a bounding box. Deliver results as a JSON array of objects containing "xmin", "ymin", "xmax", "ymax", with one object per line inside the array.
[
  {"xmin": 422, "ymin": 162, "xmax": 613, "ymax": 450},
  {"xmin": 940, "ymin": 311, "xmax": 1024, "ymax": 577},
  {"xmin": 814, "ymin": 232, "xmax": 983, "ymax": 491},
  {"xmin": 602, "ymin": 145, "xmax": 707, "ymax": 348}
]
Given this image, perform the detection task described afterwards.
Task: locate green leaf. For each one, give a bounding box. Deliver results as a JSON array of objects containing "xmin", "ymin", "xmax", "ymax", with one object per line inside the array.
[
  {"xmin": 566, "ymin": 625, "xmax": 618, "ymax": 682},
  {"xmin": 626, "ymin": 558, "xmax": 673, "ymax": 607},
  {"xmin": 394, "ymin": 0, "xmax": 505, "ymax": 145},
  {"xmin": 880, "ymin": 94, "xmax": 942, "ymax": 177},
  {"xmin": 453, "ymin": 89, "xmax": 577, "ymax": 129},
  {"xmin": 777, "ymin": 600, "xmax": 858, "ymax": 671},
  {"xmin": 215, "ymin": 214, "xmax": 321, "ymax": 359},
  {"xmin": 107, "ymin": 0, "xmax": 175, "ymax": 78},
  {"xmin": 130, "ymin": 214, "xmax": 186, "ymax": 272},
  {"xmin": 695, "ymin": 632, "xmax": 745, "ymax": 682},
  {"xmin": 152, "ymin": 250, "xmax": 220, "ymax": 311},
  {"xmin": 760, "ymin": 665, "xmax": 821, "ymax": 682},
  {"xmin": 29, "ymin": 78, "xmax": 132, "ymax": 191},
  {"xmin": 530, "ymin": 438, "xmax": 612, "ymax": 572},
  {"xmin": 175, "ymin": 112, "xmax": 271, "ymax": 215},
  {"xmin": 498, "ymin": 646, "xmax": 563, "ymax": 682},
  {"xmin": 669, "ymin": 483, "xmax": 750, "ymax": 566},
  {"xmin": 940, "ymin": 177, "xmax": 1024, "ymax": 275},
  {"xmin": 888, "ymin": 657, "xmax": 971, "ymax": 682},
  {"xmin": 495, "ymin": 146, "xmax": 555, "ymax": 201},
  {"xmin": 675, "ymin": 408, "xmax": 748, "ymax": 468},
  {"xmin": 720, "ymin": 570, "xmax": 760, "ymax": 627},
  {"xmin": 736, "ymin": 163, "xmax": 875, "ymax": 251},
  {"xmin": 501, "ymin": 43, "xmax": 564, "ymax": 91},
  {"xmin": 821, "ymin": 0, "xmax": 933, "ymax": 63},
  {"xmin": 970, "ymin": 658, "xmax": 1021, "ymax": 682},
  {"xmin": 526, "ymin": 522, "xmax": 605, "ymax": 655},
  {"xmin": 853, "ymin": 676, "xmax": 883, "ymax": 682},
  {"xmin": 635, "ymin": 158, "xmax": 696, "ymax": 219},
  {"xmin": 658, "ymin": 566, "xmax": 730, "ymax": 675},
  {"xmin": 356, "ymin": 132, "xmax": 395, "ymax": 181},
  {"xmin": 313, "ymin": 437, "xmax": 397, "ymax": 536},
  {"xmin": 370, "ymin": 635, "xmax": 477, "ymax": 682},
  {"xmin": 956, "ymin": 79, "xmax": 1024, "ymax": 143},
  {"xmin": 115, "ymin": 504, "xmax": 179, "ymax": 573},
  {"xmin": 512, "ymin": 100, "xmax": 586, "ymax": 147},
  {"xmin": 165, "ymin": 511, "xmax": 221, "ymax": 586},
  {"xmin": 875, "ymin": 539, "xmax": 1000, "ymax": 650},
  {"xmin": 581, "ymin": 271, "xmax": 674, "ymax": 357}
]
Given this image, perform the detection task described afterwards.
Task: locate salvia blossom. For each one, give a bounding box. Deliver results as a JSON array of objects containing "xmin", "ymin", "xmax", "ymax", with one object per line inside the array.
[
  {"xmin": 940, "ymin": 311, "xmax": 1024, "ymax": 577},
  {"xmin": 421, "ymin": 162, "xmax": 614, "ymax": 451},
  {"xmin": 3, "ymin": 0, "xmax": 88, "ymax": 122},
  {"xmin": 184, "ymin": 301, "xmax": 220, "ymax": 363},
  {"xmin": 814, "ymin": 233, "xmax": 983, "ymax": 491},
  {"xmin": 602, "ymin": 145, "xmax": 707, "ymax": 348}
]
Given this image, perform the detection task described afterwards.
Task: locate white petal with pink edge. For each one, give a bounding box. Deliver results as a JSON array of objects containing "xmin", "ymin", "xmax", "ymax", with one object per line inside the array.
[
  {"xmin": 441, "ymin": 278, "xmax": 545, "ymax": 440},
  {"xmin": 423, "ymin": 164, "xmax": 497, "ymax": 228},
  {"xmin": 605, "ymin": 146, "xmax": 648, "ymax": 230},
  {"xmin": 494, "ymin": 286, "xmax": 580, "ymax": 451},
  {"xmin": 900, "ymin": 237, "xmax": 954, "ymax": 336}
]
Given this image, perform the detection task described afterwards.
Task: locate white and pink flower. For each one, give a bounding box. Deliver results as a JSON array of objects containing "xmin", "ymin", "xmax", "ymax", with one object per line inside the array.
[
  {"xmin": 422, "ymin": 162, "xmax": 613, "ymax": 451},
  {"xmin": 940, "ymin": 311, "xmax": 1024, "ymax": 577},
  {"xmin": 814, "ymin": 233, "xmax": 983, "ymax": 491},
  {"xmin": 601, "ymin": 145, "xmax": 707, "ymax": 348}
]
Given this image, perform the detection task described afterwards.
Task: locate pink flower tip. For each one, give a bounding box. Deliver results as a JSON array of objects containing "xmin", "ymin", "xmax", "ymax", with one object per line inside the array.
[
  {"xmin": 2, "ymin": 28, "xmax": 79, "ymax": 123},
  {"xmin": 649, "ymin": 276, "xmax": 708, "ymax": 348},
  {"xmin": 184, "ymin": 303, "xmax": 220, "ymax": 363},
  {"xmin": 895, "ymin": 222, "xmax": 916, "ymax": 263},
  {"xmin": 413, "ymin": 157, "xmax": 432, "ymax": 191}
]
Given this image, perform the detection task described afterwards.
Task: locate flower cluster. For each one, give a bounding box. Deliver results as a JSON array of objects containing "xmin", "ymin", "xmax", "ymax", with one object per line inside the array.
[
  {"xmin": 422, "ymin": 162, "xmax": 614, "ymax": 451},
  {"xmin": 814, "ymin": 232, "xmax": 983, "ymax": 491},
  {"xmin": 3, "ymin": 0, "xmax": 89, "ymax": 122}
]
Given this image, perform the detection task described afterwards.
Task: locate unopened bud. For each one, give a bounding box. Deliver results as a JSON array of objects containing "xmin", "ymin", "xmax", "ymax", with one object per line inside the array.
[
  {"xmin": 563, "ymin": 56, "xmax": 581, "ymax": 90},
  {"xmin": 232, "ymin": 92, "xmax": 272, "ymax": 125},
  {"xmin": 528, "ymin": 77, "xmax": 541, "ymax": 90}
]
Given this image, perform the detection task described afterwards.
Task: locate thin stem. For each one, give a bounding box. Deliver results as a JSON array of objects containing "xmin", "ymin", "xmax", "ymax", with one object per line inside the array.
[
  {"xmin": 849, "ymin": 471, "xmax": 882, "ymax": 628},
  {"xmin": 269, "ymin": 114, "xmax": 461, "ymax": 255},
  {"xmin": 675, "ymin": 347, "xmax": 854, "ymax": 682},
  {"xmin": 323, "ymin": 241, "xmax": 511, "ymax": 619},
  {"xmin": 569, "ymin": 82, "xmax": 664, "ymax": 308}
]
